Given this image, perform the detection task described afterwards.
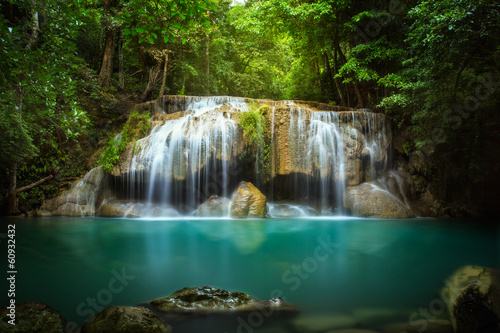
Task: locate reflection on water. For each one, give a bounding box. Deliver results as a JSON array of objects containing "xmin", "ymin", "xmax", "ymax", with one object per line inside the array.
[{"xmin": 1, "ymin": 217, "xmax": 498, "ymax": 329}]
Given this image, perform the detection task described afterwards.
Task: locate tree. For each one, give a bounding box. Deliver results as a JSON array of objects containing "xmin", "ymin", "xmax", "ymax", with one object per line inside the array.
[{"xmin": 0, "ymin": 0, "xmax": 90, "ymax": 214}]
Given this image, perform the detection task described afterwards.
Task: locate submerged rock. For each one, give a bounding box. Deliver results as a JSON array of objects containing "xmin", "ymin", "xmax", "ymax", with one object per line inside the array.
[
  {"xmin": 142, "ymin": 286, "xmax": 298, "ymax": 332},
  {"xmin": 193, "ymin": 195, "xmax": 231, "ymax": 217},
  {"xmin": 441, "ymin": 265, "xmax": 500, "ymax": 333},
  {"xmin": 146, "ymin": 286, "xmax": 297, "ymax": 313},
  {"xmin": 381, "ymin": 319, "xmax": 453, "ymax": 333},
  {"xmin": 0, "ymin": 302, "xmax": 66, "ymax": 333},
  {"xmin": 344, "ymin": 182, "xmax": 414, "ymax": 218},
  {"xmin": 81, "ymin": 306, "xmax": 171, "ymax": 333},
  {"xmin": 230, "ymin": 181, "xmax": 267, "ymax": 218},
  {"xmin": 292, "ymin": 314, "xmax": 357, "ymax": 332}
]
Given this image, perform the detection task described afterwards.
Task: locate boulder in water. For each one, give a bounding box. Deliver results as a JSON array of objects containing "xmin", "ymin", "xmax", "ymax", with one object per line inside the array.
[
  {"xmin": 344, "ymin": 182, "xmax": 414, "ymax": 218},
  {"xmin": 230, "ymin": 181, "xmax": 267, "ymax": 218},
  {"xmin": 267, "ymin": 203, "xmax": 318, "ymax": 217},
  {"xmin": 81, "ymin": 306, "xmax": 171, "ymax": 333},
  {"xmin": 441, "ymin": 265, "xmax": 500, "ymax": 333},
  {"xmin": 193, "ymin": 195, "xmax": 231, "ymax": 217},
  {"xmin": 142, "ymin": 286, "xmax": 298, "ymax": 331},
  {"xmin": 97, "ymin": 201, "xmax": 181, "ymax": 218},
  {"xmin": 0, "ymin": 302, "xmax": 66, "ymax": 333}
]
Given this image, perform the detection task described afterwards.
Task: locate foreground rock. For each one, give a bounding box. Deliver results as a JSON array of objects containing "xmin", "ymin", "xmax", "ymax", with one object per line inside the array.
[
  {"xmin": 230, "ymin": 182, "xmax": 267, "ymax": 218},
  {"xmin": 193, "ymin": 195, "xmax": 231, "ymax": 217},
  {"xmin": 441, "ymin": 265, "xmax": 500, "ymax": 333},
  {"xmin": 142, "ymin": 286, "xmax": 298, "ymax": 331},
  {"xmin": 0, "ymin": 302, "xmax": 66, "ymax": 333},
  {"xmin": 81, "ymin": 306, "xmax": 171, "ymax": 333},
  {"xmin": 344, "ymin": 182, "xmax": 414, "ymax": 218}
]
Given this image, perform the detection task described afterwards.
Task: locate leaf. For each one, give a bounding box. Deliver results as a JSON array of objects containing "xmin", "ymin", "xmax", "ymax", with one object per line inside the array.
[
  {"xmin": 148, "ymin": 37, "xmax": 154, "ymax": 44},
  {"xmin": 163, "ymin": 35, "xmax": 169, "ymax": 43}
]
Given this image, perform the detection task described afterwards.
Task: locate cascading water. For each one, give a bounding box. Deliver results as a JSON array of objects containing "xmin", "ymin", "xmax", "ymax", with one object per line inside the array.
[
  {"xmin": 287, "ymin": 107, "xmax": 392, "ymax": 213},
  {"xmin": 43, "ymin": 95, "xmax": 403, "ymax": 218},
  {"xmin": 123, "ymin": 96, "xmax": 247, "ymax": 211}
]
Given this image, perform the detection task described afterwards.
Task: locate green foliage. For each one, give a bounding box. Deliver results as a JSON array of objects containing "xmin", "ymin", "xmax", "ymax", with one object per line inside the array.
[
  {"xmin": 99, "ymin": 110, "xmax": 151, "ymax": 173},
  {"xmin": 239, "ymin": 104, "xmax": 272, "ymax": 180}
]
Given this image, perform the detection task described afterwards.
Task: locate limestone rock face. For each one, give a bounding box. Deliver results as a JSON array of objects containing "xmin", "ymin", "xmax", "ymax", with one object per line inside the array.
[
  {"xmin": 344, "ymin": 182, "xmax": 414, "ymax": 219},
  {"xmin": 441, "ymin": 265, "xmax": 500, "ymax": 333},
  {"xmin": 0, "ymin": 302, "xmax": 66, "ymax": 333},
  {"xmin": 81, "ymin": 306, "xmax": 171, "ymax": 333},
  {"xmin": 40, "ymin": 167, "xmax": 105, "ymax": 216},
  {"xmin": 230, "ymin": 181, "xmax": 267, "ymax": 218},
  {"xmin": 193, "ymin": 195, "xmax": 231, "ymax": 217}
]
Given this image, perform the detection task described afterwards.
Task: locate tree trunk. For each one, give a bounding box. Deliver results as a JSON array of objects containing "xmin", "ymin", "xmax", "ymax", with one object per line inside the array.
[
  {"xmin": 141, "ymin": 64, "xmax": 162, "ymax": 101},
  {"xmin": 314, "ymin": 56, "xmax": 322, "ymax": 88},
  {"xmin": 336, "ymin": 44, "xmax": 364, "ymax": 108},
  {"xmin": 98, "ymin": 27, "xmax": 116, "ymax": 87},
  {"xmin": 7, "ymin": 164, "xmax": 18, "ymax": 215},
  {"xmin": 158, "ymin": 53, "xmax": 169, "ymax": 98},
  {"xmin": 332, "ymin": 49, "xmax": 347, "ymax": 106},
  {"xmin": 118, "ymin": 30, "xmax": 124, "ymax": 89},
  {"xmin": 205, "ymin": 33, "xmax": 210, "ymax": 95}
]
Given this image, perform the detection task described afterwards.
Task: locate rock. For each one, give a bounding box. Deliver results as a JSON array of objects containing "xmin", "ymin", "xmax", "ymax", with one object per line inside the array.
[
  {"xmin": 267, "ymin": 203, "xmax": 318, "ymax": 217},
  {"xmin": 292, "ymin": 314, "xmax": 357, "ymax": 332},
  {"xmin": 441, "ymin": 265, "xmax": 500, "ymax": 333},
  {"xmin": 193, "ymin": 195, "xmax": 231, "ymax": 217},
  {"xmin": 41, "ymin": 167, "xmax": 105, "ymax": 216},
  {"xmin": 0, "ymin": 302, "xmax": 66, "ymax": 333},
  {"xmin": 352, "ymin": 307, "xmax": 408, "ymax": 328},
  {"xmin": 142, "ymin": 286, "xmax": 298, "ymax": 331},
  {"xmin": 230, "ymin": 182, "xmax": 267, "ymax": 218},
  {"xmin": 98, "ymin": 201, "xmax": 180, "ymax": 217},
  {"xmin": 81, "ymin": 306, "xmax": 171, "ymax": 333},
  {"xmin": 382, "ymin": 319, "xmax": 453, "ymax": 333},
  {"xmin": 344, "ymin": 182, "xmax": 415, "ymax": 218}
]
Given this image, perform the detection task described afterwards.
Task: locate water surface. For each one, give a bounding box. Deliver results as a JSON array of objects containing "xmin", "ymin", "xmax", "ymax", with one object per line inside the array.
[{"xmin": 1, "ymin": 217, "xmax": 498, "ymax": 331}]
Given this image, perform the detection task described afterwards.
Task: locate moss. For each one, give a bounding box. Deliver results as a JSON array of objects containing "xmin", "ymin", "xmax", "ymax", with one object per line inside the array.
[
  {"xmin": 99, "ymin": 110, "xmax": 151, "ymax": 173},
  {"xmin": 239, "ymin": 103, "xmax": 272, "ymax": 182}
]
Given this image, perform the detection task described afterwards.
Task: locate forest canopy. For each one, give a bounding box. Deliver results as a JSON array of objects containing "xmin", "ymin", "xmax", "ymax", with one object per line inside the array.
[{"xmin": 0, "ymin": 0, "xmax": 499, "ymax": 215}]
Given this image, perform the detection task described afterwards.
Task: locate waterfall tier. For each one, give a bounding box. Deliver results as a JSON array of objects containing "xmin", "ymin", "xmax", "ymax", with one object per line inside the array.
[{"xmin": 40, "ymin": 96, "xmax": 413, "ymax": 218}]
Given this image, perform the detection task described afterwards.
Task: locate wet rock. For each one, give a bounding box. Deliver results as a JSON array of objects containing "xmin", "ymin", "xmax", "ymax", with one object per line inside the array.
[
  {"xmin": 0, "ymin": 302, "xmax": 66, "ymax": 333},
  {"xmin": 292, "ymin": 314, "xmax": 357, "ymax": 332},
  {"xmin": 142, "ymin": 286, "xmax": 298, "ymax": 332},
  {"xmin": 40, "ymin": 167, "xmax": 105, "ymax": 216},
  {"xmin": 230, "ymin": 182, "xmax": 267, "ymax": 218},
  {"xmin": 193, "ymin": 195, "xmax": 231, "ymax": 217},
  {"xmin": 81, "ymin": 306, "xmax": 171, "ymax": 333},
  {"xmin": 381, "ymin": 319, "xmax": 453, "ymax": 333},
  {"xmin": 344, "ymin": 182, "xmax": 414, "ymax": 218},
  {"xmin": 441, "ymin": 265, "xmax": 500, "ymax": 333},
  {"xmin": 98, "ymin": 201, "xmax": 181, "ymax": 217},
  {"xmin": 267, "ymin": 203, "xmax": 318, "ymax": 217}
]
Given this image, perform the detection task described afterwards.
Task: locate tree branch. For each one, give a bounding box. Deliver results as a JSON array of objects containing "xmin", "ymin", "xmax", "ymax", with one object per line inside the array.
[{"xmin": 15, "ymin": 174, "xmax": 54, "ymax": 193}]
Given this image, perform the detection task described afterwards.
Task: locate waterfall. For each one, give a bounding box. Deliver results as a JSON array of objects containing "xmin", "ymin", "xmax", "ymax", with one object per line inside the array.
[
  {"xmin": 287, "ymin": 108, "xmax": 391, "ymax": 213},
  {"xmin": 124, "ymin": 96, "xmax": 247, "ymax": 211},
  {"xmin": 42, "ymin": 96, "xmax": 397, "ymax": 218}
]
